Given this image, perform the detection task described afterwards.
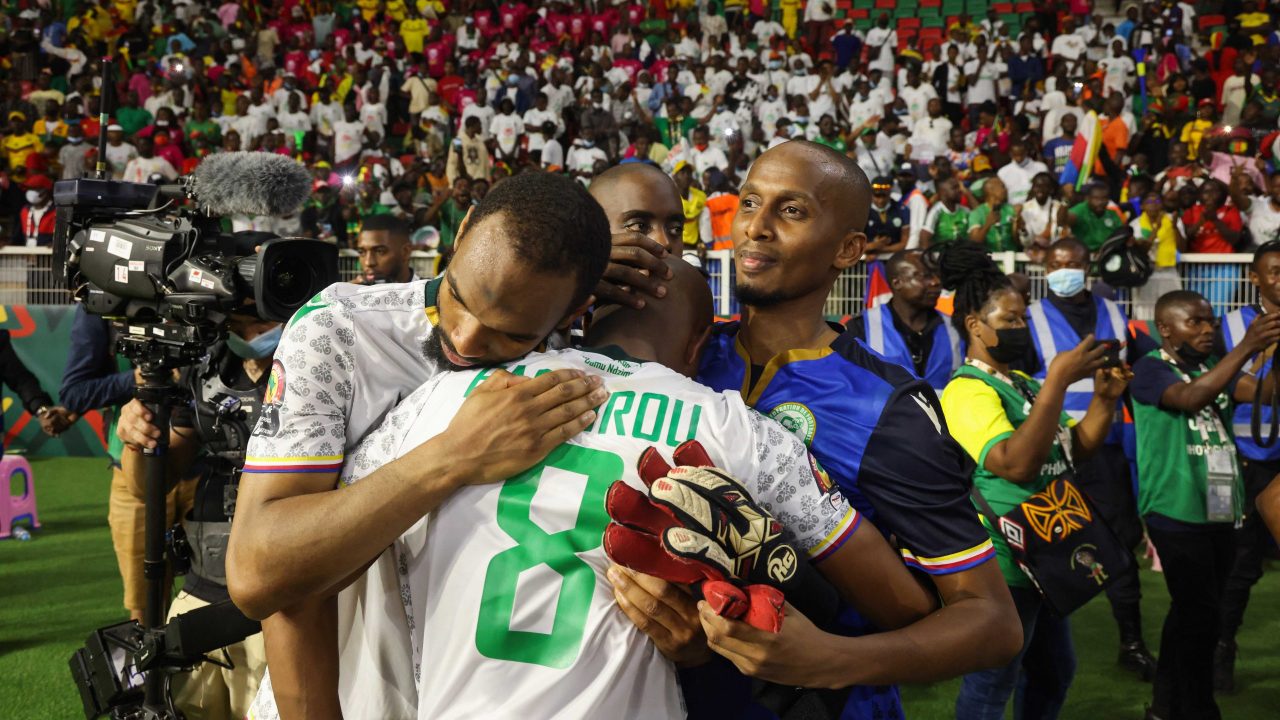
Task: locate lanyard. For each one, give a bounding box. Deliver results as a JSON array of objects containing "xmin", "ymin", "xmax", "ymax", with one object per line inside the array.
[
  {"xmin": 967, "ymin": 358, "xmax": 1076, "ymax": 471},
  {"xmin": 1157, "ymin": 348, "xmax": 1232, "ymax": 445}
]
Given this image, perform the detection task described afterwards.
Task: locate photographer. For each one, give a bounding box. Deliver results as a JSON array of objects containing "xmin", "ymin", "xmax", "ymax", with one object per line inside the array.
[{"xmin": 114, "ymin": 311, "xmax": 279, "ymax": 720}]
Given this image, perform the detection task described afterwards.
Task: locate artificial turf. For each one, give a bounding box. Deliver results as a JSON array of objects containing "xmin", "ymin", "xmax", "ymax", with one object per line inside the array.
[{"xmin": 3, "ymin": 458, "xmax": 1278, "ymax": 719}]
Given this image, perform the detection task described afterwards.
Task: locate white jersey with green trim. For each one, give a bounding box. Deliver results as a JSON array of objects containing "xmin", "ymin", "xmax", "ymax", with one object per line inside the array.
[
  {"xmin": 345, "ymin": 347, "xmax": 859, "ymax": 720},
  {"xmin": 244, "ymin": 277, "xmax": 442, "ymax": 720}
]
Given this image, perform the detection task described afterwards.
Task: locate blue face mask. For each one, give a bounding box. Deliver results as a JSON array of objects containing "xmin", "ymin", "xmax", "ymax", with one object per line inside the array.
[
  {"xmin": 1046, "ymin": 268, "xmax": 1086, "ymax": 297},
  {"xmin": 227, "ymin": 325, "xmax": 282, "ymax": 359}
]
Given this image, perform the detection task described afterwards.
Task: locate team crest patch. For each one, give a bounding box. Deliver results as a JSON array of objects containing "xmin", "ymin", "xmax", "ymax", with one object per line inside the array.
[
  {"xmin": 253, "ymin": 360, "xmax": 285, "ymax": 437},
  {"xmin": 769, "ymin": 402, "xmax": 817, "ymax": 446}
]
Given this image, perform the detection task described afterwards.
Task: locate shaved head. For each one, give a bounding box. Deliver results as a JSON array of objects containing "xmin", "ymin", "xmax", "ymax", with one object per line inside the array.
[
  {"xmin": 586, "ymin": 258, "xmax": 713, "ymax": 377},
  {"xmin": 763, "ymin": 140, "xmax": 872, "ymax": 231},
  {"xmin": 732, "ymin": 140, "xmax": 869, "ymax": 310},
  {"xmin": 589, "ymin": 163, "xmax": 685, "ymax": 252}
]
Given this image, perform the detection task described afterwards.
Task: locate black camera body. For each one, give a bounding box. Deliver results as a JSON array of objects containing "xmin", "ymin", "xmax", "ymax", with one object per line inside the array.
[{"xmin": 58, "ymin": 167, "xmax": 332, "ymax": 719}]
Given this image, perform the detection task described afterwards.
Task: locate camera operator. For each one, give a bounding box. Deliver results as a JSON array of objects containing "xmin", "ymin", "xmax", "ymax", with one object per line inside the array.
[{"xmin": 114, "ymin": 311, "xmax": 279, "ymax": 720}]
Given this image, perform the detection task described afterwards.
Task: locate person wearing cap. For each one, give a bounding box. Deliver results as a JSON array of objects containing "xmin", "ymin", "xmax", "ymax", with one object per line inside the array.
[
  {"xmin": 17, "ymin": 175, "xmax": 55, "ymax": 247},
  {"xmin": 864, "ymin": 176, "xmax": 911, "ymax": 260},
  {"xmin": 1182, "ymin": 99, "xmax": 1217, "ymax": 158},
  {"xmin": 103, "ymin": 124, "xmax": 137, "ymax": 180},
  {"xmin": 3, "ymin": 111, "xmax": 43, "ymax": 173}
]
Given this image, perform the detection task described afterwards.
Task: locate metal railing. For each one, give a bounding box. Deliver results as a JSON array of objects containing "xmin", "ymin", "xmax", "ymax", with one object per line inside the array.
[{"xmin": 7, "ymin": 247, "xmax": 1261, "ymax": 321}]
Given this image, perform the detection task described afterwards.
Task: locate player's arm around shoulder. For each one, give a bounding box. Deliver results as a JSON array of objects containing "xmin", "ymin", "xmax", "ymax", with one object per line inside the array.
[{"xmin": 228, "ymin": 304, "xmax": 610, "ymax": 619}]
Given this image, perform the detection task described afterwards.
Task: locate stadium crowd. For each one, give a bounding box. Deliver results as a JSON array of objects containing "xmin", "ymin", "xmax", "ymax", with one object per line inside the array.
[{"xmin": 8, "ymin": 0, "xmax": 1280, "ymax": 719}]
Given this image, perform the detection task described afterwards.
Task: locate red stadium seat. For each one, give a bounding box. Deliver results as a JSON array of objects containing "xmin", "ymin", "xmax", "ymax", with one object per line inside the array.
[
  {"xmin": 1197, "ymin": 14, "xmax": 1225, "ymax": 30},
  {"xmin": 992, "ymin": 2, "xmax": 1014, "ymax": 11},
  {"xmin": 899, "ymin": 17, "xmax": 922, "ymax": 28},
  {"xmin": 875, "ymin": 0, "xmax": 895, "ymax": 7},
  {"xmin": 848, "ymin": 8, "xmax": 870, "ymax": 18}
]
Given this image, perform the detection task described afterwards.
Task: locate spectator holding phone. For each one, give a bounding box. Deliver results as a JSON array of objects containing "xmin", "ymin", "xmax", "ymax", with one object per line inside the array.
[{"xmin": 935, "ymin": 242, "xmax": 1129, "ymax": 719}]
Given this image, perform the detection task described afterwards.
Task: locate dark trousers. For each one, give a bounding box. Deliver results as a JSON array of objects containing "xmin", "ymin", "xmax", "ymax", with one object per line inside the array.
[
  {"xmin": 1148, "ymin": 521, "xmax": 1236, "ymax": 720},
  {"xmin": 1221, "ymin": 458, "xmax": 1280, "ymax": 642},
  {"xmin": 805, "ymin": 20, "xmax": 832, "ymax": 56},
  {"xmin": 1076, "ymin": 444, "xmax": 1145, "ymax": 640}
]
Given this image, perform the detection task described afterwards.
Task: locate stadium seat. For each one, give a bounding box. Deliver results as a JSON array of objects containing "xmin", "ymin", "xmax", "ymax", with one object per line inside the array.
[
  {"xmin": 0, "ymin": 455, "xmax": 38, "ymax": 539},
  {"xmin": 1197, "ymin": 14, "xmax": 1225, "ymax": 31},
  {"xmin": 993, "ymin": 2, "xmax": 1015, "ymax": 11},
  {"xmin": 1014, "ymin": 2, "xmax": 1035, "ymax": 11},
  {"xmin": 847, "ymin": 8, "xmax": 870, "ymax": 19},
  {"xmin": 920, "ymin": 0, "xmax": 942, "ymax": 6},
  {"xmin": 899, "ymin": 17, "xmax": 922, "ymax": 27}
]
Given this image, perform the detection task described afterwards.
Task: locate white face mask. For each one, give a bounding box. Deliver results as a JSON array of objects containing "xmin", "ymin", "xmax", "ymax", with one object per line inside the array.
[{"xmin": 25, "ymin": 190, "xmax": 43, "ymax": 205}]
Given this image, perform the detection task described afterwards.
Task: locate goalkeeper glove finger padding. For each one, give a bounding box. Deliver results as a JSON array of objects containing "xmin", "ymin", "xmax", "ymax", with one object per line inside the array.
[{"xmin": 651, "ymin": 442, "xmax": 842, "ymax": 630}]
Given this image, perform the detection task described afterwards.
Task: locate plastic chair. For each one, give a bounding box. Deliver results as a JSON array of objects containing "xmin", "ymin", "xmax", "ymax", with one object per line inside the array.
[{"xmin": 0, "ymin": 455, "xmax": 38, "ymax": 539}]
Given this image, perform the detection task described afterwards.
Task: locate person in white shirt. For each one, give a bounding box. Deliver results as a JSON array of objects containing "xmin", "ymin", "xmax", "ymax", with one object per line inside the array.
[
  {"xmin": 899, "ymin": 66, "xmax": 939, "ymax": 126},
  {"xmin": 964, "ymin": 45, "xmax": 1005, "ymax": 111},
  {"xmin": 456, "ymin": 16, "xmax": 480, "ymax": 50},
  {"xmin": 523, "ymin": 94, "xmax": 561, "ymax": 154},
  {"xmin": 230, "ymin": 96, "xmax": 267, "ymax": 148},
  {"xmin": 540, "ymin": 124, "xmax": 565, "ymax": 169},
  {"xmin": 908, "ymin": 98, "xmax": 953, "ymax": 162},
  {"xmin": 121, "ymin": 136, "xmax": 178, "ymax": 184},
  {"xmin": 541, "ymin": 69, "xmax": 576, "ymax": 116},
  {"xmin": 566, "ymin": 129, "xmax": 609, "ymax": 184},
  {"xmin": 460, "ymin": 88, "xmax": 496, "ymax": 139},
  {"xmin": 997, "ymin": 141, "xmax": 1050, "ymax": 206},
  {"xmin": 333, "ymin": 105, "xmax": 367, "ymax": 167},
  {"xmin": 688, "ymin": 125, "xmax": 730, "ymax": 177},
  {"xmin": 898, "ymin": 165, "xmax": 931, "ymax": 249},
  {"xmin": 1017, "ymin": 172, "xmax": 1068, "ymax": 261},
  {"xmin": 358, "ymin": 87, "xmax": 388, "ymax": 142},
  {"xmin": 864, "ymin": 14, "xmax": 898, "ymax": 74},
  {"xmin": 756, "ymin": 84, "xmax": 787, "ymax": 139},
  {"xmin": 1221, "ymin": 57, "xmax": 1261, "ymax": 127},
  {"xmin": 490, "ymin": 98, "xmax": 524, "ymax": 163},
  {"xmin": 310, "ymin": 89, "xmax": 344, "ymax": 140},
  {"xmin": 854, "ymin": 127, "xmax": 895, "ymax": 179},
  {"xmin": 103, "ymin": 125, "xmax": 137, "ymax": 179},
  {"xmin": 276, "ymin": 93, "xmax": 312, "ymax": 140},
  {"xmin": 1099, "ymin": 39, "xmax": 1136, "ymax": 98},
  {"xmin": 753, "ymin": 18, "xmax": 786, "ymax": 47},
  {"xmin": 1050, "ymin": 18, "xmax": 1088, "ymax": 71}
]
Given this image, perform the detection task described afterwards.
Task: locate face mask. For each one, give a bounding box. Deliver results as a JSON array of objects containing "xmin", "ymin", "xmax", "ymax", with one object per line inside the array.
[
  {"xmin": 1175, "ymin": 341, "xmax": 1211, "ymax": 366},
  {"xmin": 25, "ymin": 190, "xmax": 42, "ymax": 205},
  {"xmin": 227, "ymin": 325, "xmax": 282, "ymax": 359},
  {"xmin": 768, "ymin": 60, "xmax": 782, "ymax": 69},
  {"xmin": 1046, "ymin": 267, "xmax": 1086, "ymax": 297},
  {"xmin": 794, "ymin": 115, "xmax": 809, "ymax": 124},
  {"xmin": 987, "ymin": 326, "xmax": 1032, "ymax": 363},
  {"xmin": 69, "ymin": 136, "xmax": 83, "ymax": 144},
  {"xmin": 156, "ymin": 119, "xmax": 170, "ymax": 127},
  {"xmin": 695, "ymin": 142, "xmax": 708, "ymax": 151}
]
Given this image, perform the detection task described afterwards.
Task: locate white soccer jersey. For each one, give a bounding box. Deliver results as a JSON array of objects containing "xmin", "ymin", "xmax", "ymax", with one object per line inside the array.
[
  {"xmin": 245, "ymin": 277, "xmax": 444, "ymax": 720},
  {"xmin": 343, "ymin": 347, "xmax": 860, "ymax": 720}
]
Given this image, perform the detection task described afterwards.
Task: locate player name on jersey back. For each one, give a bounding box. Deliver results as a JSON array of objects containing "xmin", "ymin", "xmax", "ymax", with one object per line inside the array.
[{"xmin": 342, "ymin": 347, "xmax": 856, "ymax": 720}]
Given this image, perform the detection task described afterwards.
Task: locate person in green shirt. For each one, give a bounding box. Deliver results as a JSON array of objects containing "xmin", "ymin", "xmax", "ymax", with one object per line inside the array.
[
  {"xmin": 1065, "ymin": 182, "xmax": 1124, "ymax": 251},
  {"xmin": 812, "ymin": 114, "xmax": 847, "ymax": 153},
  {"xmin": 183, "ymin": 102, "xmax": 221, "ymax": 146},
  {"xmin": 967, "ymin": 177, "xmax": 1018, "ymax": 252},
  {"xmin": 936, "ymin": 242, "xmax": 1129, "ymax": 719},
  {"xmin": 1129, "ymin": 290, "xmax": 1280, "ymax": 720},
  {"xmin": 920, "ymin": 176, "xmax": 971, "ymax": 247},
  {"xmin": 425, "ymin": 175, "xmax": 473, "ymax": 271},
  {"xmin": 115, "ymin": 90, "xmax": 152, "ymax": 138}
]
